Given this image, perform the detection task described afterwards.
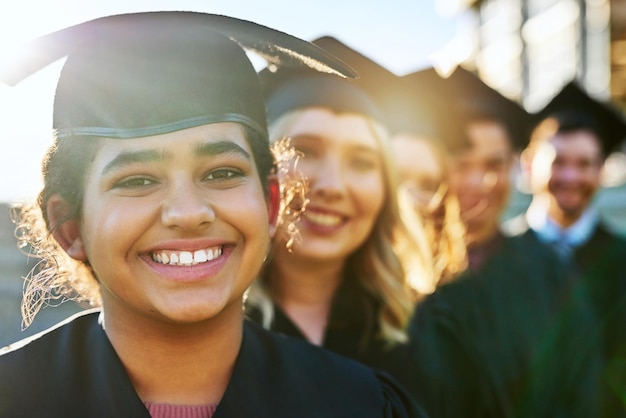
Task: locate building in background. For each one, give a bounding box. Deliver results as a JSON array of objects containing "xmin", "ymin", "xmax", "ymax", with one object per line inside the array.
[{"xmin": 437, "ymin": 0, "xmax": 621, "ymax": 110}]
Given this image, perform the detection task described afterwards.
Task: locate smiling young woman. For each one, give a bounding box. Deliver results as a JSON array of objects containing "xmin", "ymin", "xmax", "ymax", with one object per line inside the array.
[
  {"xmin": 0, "ymin": 12, "xmax": 425, "ymax": 418},
  {"xmin": 245, "ymin": 39, "xmax": 437, "ymax": 404}
]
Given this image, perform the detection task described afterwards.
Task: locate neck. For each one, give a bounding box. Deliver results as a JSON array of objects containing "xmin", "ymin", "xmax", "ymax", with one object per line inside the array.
[
  {"xmin": 269, "ymin": 247, "xmax": 345, "ymax": 345},
  {"xmin": 466, "ymin": 221, "xmax": 500, "ymax": 247},
  {"xmin": 102, "ymin": 302, "xmax": 243, "ymax": 406}
]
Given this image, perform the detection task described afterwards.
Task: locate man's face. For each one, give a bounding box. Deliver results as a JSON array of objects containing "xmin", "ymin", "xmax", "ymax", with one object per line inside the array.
[
  {"xmin": 529, "ymin": 129, "xmax": 603, "ymax": 222},
  {"xmin": 449, "ymin": 120, "xmax": 514, "ymax": 244}
]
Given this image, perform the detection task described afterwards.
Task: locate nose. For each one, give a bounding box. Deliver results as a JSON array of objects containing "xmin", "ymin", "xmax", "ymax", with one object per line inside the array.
[
  {"xmin": 161, "ymin": 178, "xmax": 216, "ymax": 230},
  {"xmin": 307, "ymin": 156, "xmax": 346, "ymax": 200},
  {"xmin": 555, "ymin": 164, "xmax": 581, "ymax": 183}
]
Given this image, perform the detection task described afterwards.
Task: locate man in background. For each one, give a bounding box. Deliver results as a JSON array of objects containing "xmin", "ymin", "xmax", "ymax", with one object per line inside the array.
[
  {"xmin": 411, "ymin": 70, "xmax": 601, "ymax": 417},
  {"xmin": 507, "ymin": 80, "xmax": 626, "ymax": 416}
]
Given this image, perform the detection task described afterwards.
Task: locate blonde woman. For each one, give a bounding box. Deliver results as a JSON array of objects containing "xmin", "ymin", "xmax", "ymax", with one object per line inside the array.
[
  {"xmin": 246, "ymin": 47, "xmax": 436, "ymax": 401},
  {"xmin": 387, "ymin": 69, "xmax": 468, "ymax": 285}
]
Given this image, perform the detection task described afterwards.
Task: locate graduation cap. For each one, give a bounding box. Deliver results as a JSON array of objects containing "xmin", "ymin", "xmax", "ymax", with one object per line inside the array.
[
  {"xmin": 443, "ymin": 67, "xmax": 533, "ymax": 151},
  {"xmin": 379, "ymin": 67, "xmax": 470, "ymax": 153},
  {"xmin": 312, "ymin": 36, "xmax": 397, "ymax": 99},
  {"xmin": 534, "ymin": 80, "xmax": 626, "ymax": 156},
  {"xmin": 259, "ymin": 36, "xmax": 393, "ymax": 124},
  {"xmin": 0, "ymin": 11, "xmax": 357, "ymax": 140}
]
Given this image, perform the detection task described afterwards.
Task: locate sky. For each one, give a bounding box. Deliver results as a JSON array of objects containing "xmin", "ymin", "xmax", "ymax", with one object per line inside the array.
[{"xmin": 0, "ymin": 0, "xmax": 460, "ymax": 203}]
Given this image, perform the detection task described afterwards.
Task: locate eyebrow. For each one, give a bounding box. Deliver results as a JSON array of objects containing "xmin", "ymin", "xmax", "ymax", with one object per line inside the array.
[
  {"xmin": 102, "ymin": 149, "xmax": 168, "ymax": 176},
  {"xmin": 194, "ymin": 141, "xmax": 251, "ymax": 161},
  {"xmin": 101, "ymin": 140, "xmax": 252, "ymax": 176}
]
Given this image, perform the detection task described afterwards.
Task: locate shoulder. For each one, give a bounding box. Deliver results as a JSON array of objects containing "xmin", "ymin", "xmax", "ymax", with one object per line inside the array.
[
  {"xmin": 232, "ymin": 320, "xmax": 426, "ymax": 417},
  {"xmin": 0, "ymin": 310, "xmax": 100, "ymax": 415},
  {"xmin": 242, "ymin": 319, "xmax": 383, "ymax": 386},
  {"xmin": 591, "ymin": 223, "xmax": 626, "ymax": 246},
  {"xmin": 0, "ymin": 309, "xmax": 145, "ymax": 418},
  {"xmin": 577, "ymin": 223, "xmax": 626, "ymax": 266},
  {"xmin": 0, "ymin": 308, "xmax": 100, "ymax": 359}
]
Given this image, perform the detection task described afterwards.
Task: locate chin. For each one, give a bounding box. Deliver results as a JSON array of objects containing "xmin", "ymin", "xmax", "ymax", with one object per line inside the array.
[{"xmin": 556, "ymin": 198, "xmax": 586, "ymax": 215}]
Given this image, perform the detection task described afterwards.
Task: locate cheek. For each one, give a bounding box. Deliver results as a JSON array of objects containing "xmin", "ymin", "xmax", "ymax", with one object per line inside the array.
[
  {"xmin": 222, "ymin": 187, "xmax": 271, "ymax": 242},
  {"xmin": 493, "ymin": 177, "xmax": 510, "ymax": 198},
  {"xmin": 352, "ymin": 172, "xmax": 386, "ymax": 216},
  {"xmin": 230, "ymin": 193, "xmax": 271, "ymax": 279},
  {"xmin": 449, "ymin": 169, "xmax": 476, "ymax": 192},
  {"xmin": 81, "ymin": 199, "xmax": 154, "ymax": 261},
  {"xmin": 586, "ymin": 167, "xmax": 602, "ymax": 185}
]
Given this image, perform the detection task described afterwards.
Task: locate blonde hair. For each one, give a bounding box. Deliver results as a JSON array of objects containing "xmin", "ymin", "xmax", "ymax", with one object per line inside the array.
[
  {"xmin": 432, "ymin": 191, "xmax": 467, "ymax": 283},
  {"xmin": 247, "ymin": 108, "xmax": 436, "ymax": 345},
  {"xmin": 398, "ymin": 138, "xmax": 467, "ymax": 284}
]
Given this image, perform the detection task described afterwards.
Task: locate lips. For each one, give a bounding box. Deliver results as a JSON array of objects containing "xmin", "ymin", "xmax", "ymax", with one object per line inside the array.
[{"xmin": 150, "ymin": 246, "xmax": 223, "ymax": 266}]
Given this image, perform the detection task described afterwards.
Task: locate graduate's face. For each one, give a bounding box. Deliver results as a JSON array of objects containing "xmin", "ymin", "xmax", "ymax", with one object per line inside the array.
[
  {"xmin": 449, "ymin": 120, "xmax": 513, "ymax": 243},
  {"xmin": 68, "ymin": 123, "xmax": 271, "ymax": 324},
  {"xmin": 532, "ymin": 130, "xmax": 602, "ymax": 220},
  {"xmin": 280, "ymin": 107, "xmax": 385, "ymax": 261},
  {"xmin": 391, "ymin": 133, "xmax": 445, "ymax": 212}
]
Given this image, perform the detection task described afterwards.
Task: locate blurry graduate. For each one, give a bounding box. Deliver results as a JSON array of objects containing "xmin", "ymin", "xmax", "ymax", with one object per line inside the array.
[
  {"xmin": 245, "ymin": 36, "xmax": 436, "ymax": 406},
  {"xmin": 384, "ymin": 67, "xmax": 468, "ymax": 286},
  {"xmin": 506, "ymin": 80, "xmax": 626, "ymax": 416},
  {"xmin": 409, "ymin": 69, "xmax": 601, "ymax": 417}
]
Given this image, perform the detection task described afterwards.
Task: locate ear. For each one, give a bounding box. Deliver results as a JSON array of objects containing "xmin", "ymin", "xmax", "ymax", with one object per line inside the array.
[
  {"xmin": 266, "ymin": 176, "xmax": 281, "ymax": 238},
  {"xmin": 46, "ymin": 194, "xmax": 88, "ymax": 261}
]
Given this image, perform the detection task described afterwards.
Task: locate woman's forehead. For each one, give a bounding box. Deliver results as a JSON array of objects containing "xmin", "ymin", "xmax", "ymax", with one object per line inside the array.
[{"xmin": 286, "ymin": 108, "xmax": 381, "ymax": 150}]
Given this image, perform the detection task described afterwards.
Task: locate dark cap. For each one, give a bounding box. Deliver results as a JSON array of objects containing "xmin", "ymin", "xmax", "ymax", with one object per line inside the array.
[
  {"xmin": 259, "ymin": 36, "xmax": 392, "ymax": 124},
  {"xmin": 0, "ymin": 11, "xmax": 357, "ymax": 140},
  {"xmin": 312, "ymin": 36, "xmax": 396, "ymax": 98},
  {"xmin": 444, "ymin": 67, "xmax": 533, "ymax": 151},
  {"xmin": 380, "ymin": 67, "xmax": 470, "ymax": 153},
  {"xmin": 534, "ymin": 80, "xmax": 626, "ymax": 156}
]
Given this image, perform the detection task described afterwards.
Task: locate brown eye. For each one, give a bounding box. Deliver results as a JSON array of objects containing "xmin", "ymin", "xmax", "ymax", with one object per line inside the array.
[
  {"xmin": 204, "ymin": 168, "xmax": 243, "ymax": 181},
  {"xmin": 114, "ymin": 176, "xmax": 156, "ymax": 189}
]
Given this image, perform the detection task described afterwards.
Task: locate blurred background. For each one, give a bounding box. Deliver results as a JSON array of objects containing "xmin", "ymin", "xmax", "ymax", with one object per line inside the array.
[
  {"xmin": 436, "ymin": 0, "xmax": 626, "ymax": 232},
  {"xmin": 0, "ymin": 0, "xmax": 625, "ymax": 346}
]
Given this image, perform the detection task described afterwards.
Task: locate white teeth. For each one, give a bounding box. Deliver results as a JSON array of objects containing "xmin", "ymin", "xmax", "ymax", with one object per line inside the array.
[
  {"xmin": 179, "ymin": 251, "xmax": 193, "ymax": 264},
  {"xmin": 194, "ymin": 249, "xmax": 207, "ymax": 263},
  {"xmin": 151, "ymin": 247, "xmax": 223, "ymax": 266},
  {"xmin": 304, "ymin": 211, "xmax": 342, "ymax": 227}
]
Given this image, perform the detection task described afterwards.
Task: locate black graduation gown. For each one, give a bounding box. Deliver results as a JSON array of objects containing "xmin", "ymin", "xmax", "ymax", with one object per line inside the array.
[
  {"xmin": 245, "ymin": 275, "xmax": 424, "ymax": 404},
  {"xmin": 512, "ymin": 221, "xmax": 626, "ymax": 417},
  {"xmin": 410, "ymin": 231, "xmax": 603, "ymax": 418},
  {"xmin": 0, "ymin": 309, "xmax": 425, "ymax": 418}
]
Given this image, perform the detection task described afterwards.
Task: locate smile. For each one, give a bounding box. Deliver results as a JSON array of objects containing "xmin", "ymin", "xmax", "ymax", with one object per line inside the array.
[
  {"xmin": 151, "ymin": 246, "xmax": 223, "ymax": 266},
  {"xmin": 303, "ymin": 211, "xmax": 343, "ymax": 227}
]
